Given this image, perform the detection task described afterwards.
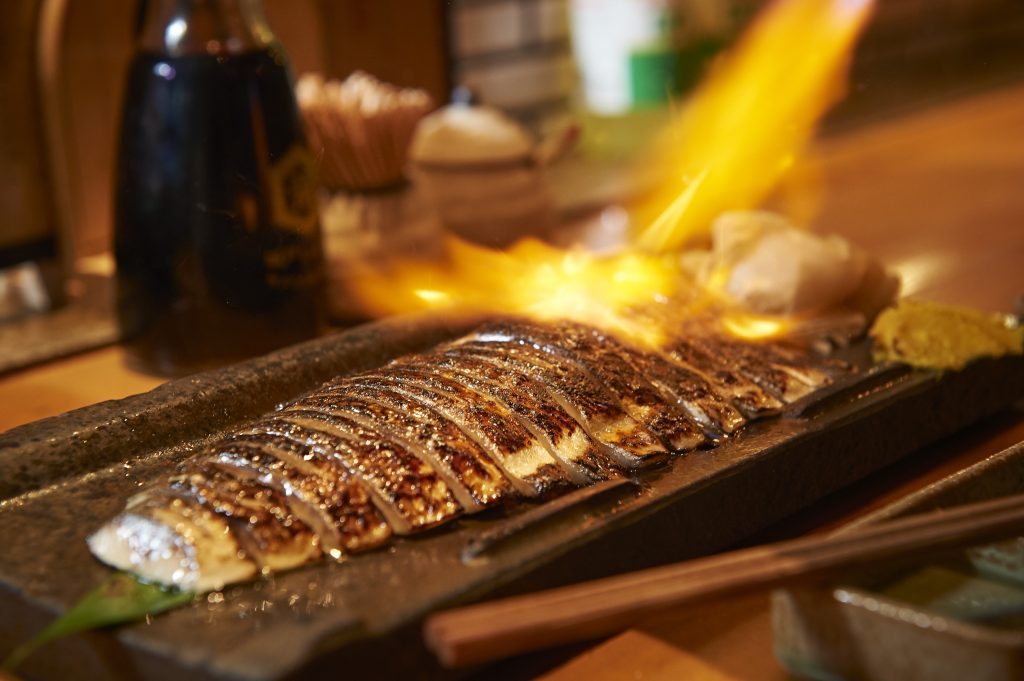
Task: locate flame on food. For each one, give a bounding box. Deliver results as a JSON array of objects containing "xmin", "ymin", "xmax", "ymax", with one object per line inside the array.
[
  {"xmin": 636, "ymin": 0, "xmax": 875, "ymax": 251},
  {"xmin": 348, "ymin": 0, "xmax": 876, "ymax": 344},
  {"xmin": 350, "ymin": 237, "xmax": 691, "ymax": 347},
  {"xmin": 721, "ymin": 314, "xmax": 792, "ymax": 342}
]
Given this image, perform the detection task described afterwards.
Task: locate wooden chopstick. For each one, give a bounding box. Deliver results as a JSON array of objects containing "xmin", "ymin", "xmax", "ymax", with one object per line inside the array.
[{"xmin": 424, "ymin": 491, "xmax": 1024, "ymax": 668}]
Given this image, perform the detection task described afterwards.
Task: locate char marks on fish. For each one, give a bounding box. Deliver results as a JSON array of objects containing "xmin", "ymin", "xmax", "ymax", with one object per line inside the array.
[
  {"xmin": 472, "ymin": 319, "xmax": 706, "ymax": 453},
  {"xmin": 88, "ymin": 317, "xmax": 850, "ymax": 591},
  {"xmin": 292, "ymin": 385, "xmax": 512, "ymax": 512},
  {"xmin": 446, "ymin": 339, "xmax": 668, "ymax": 468},
  {"xmin": 354, "ymin": 366, "xmax": 577, "ymax": 497}
]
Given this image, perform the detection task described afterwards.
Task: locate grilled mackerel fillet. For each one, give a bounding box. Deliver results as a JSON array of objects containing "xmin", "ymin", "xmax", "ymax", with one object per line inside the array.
[{"xmin": 89, "ymin": 318, "xmax": 845, "ymax": 591}]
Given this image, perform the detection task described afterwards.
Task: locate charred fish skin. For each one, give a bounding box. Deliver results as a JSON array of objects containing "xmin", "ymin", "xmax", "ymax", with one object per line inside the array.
[
  {"xmin": 88, "ymin": 432, "xmax": 394, "ymax": 591},
  {"xmin": 472, "ymin": 319, "xmax": 706, "ymax": 455},
  {"xmin": 672, "ymin": 333, "xmax": 826, "ymax": 404},
  {"xmin": 168, "ymin": 462, "xmax": 321, "ymax": 573},
  {"xmin": 447, "ymin": 340, "xmax": 668, "ymax": 469},
  {"xmin": 664, "ymin": 338, "xmax": 785, "ymax": 418},
  {"xmin": 345, "ymin": 367, "xmax": 576, "ymax": 498},
  {"xmin": 684, "ymin": 328, "xmax": 838, "ymax": 392},
  {"xmin": 256, "ymin": 413, "xmax": 462, "ymax": 536},
  {"xmin": 615, "ymin": 345, "xmax": 747, "ymax": 439},
  {"xmin": 728, "ymin": 334, "xmax": 849, "ymax": 376},
  {"xmin": 288, "ymin": 385, "xmax": 513, "ymax": 512},
  {"xmin": 420, "ymin": 348, "xmax": 624, "ymax": 483},
  {"xmin": 201, "ymin": 435, "xmax": 392, "ymax": 555}
]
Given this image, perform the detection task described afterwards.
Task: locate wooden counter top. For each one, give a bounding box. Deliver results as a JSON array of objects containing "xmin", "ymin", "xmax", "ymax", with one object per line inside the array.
[
  {"xmin": 536, "ymin": 83, "xmax": 1024, "ymax": 681},
  {"xmin": 1, "ymin": 83, "xmax": 1023, "ymax": 681}
]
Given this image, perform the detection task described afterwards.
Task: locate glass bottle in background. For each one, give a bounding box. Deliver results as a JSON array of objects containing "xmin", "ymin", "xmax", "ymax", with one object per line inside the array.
[{"xmin": 114, "ymin": 0, "xmax": 323, "ymax": 377}]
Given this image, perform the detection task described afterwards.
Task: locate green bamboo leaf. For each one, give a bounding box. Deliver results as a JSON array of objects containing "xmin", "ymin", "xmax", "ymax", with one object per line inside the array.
[{"xmin": 2, "ymin": 573, "xmax": 194, "ymax": 672}]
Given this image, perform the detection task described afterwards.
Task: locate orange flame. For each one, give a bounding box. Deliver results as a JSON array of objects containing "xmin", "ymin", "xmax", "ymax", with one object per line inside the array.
[
  {"xmin": 348, "ymin": 0, "xmax": 876, "ymax": 343},
  {"xmin": 636, "ymin": 0, "xmax": 875, "ymax": 250},
  {"xmin": 350, "ymin": 236, "xmax": 693, "ymax": 346},
  {"xmin": 721, "ymin": 313, "xmax": 792, "ymax": 341}
]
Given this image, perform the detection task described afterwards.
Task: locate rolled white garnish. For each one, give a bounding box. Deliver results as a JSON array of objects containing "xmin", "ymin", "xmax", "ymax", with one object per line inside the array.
[{"xmin": 696, "ymin": 211, "xmax": 899, "ymax": 320}]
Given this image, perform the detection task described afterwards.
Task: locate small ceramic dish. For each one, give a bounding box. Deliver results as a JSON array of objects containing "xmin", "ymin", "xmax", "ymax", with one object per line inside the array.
[{"xmin": 773, "ymin": 439, "xmax": 1024, "ymax": 681}]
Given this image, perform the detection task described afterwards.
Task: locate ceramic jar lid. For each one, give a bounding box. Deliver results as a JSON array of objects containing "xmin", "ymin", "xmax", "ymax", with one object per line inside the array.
[{"xmin": 410, "ymin": 105, "xmax": 535, "ymax": 168}]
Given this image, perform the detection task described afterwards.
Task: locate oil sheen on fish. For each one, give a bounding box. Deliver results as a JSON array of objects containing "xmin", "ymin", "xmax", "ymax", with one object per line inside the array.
[
  {"xmin": 446, "ymin": 339, "xmax": 668, "ymax": 468},
  {"xmin": 420, "ymin": 348, "xmax": 624, "ymax": 483},
  {"xmin": 261, "ymin": 412, "xmax": 462, "ymax": 535},
  {"xmin": 205, "ymin": 434, "xmax": 392, "ymax": 555},
  {"xmin": 471, "ymin": 320, "xmax": 707, "ymax": 453},
  {"xmin": 673, "ymin": 332, "xmax": 831, "ymax": 403},
  {"xmin": 665, "ymin": 338, "xmax": 785, "ymax": 417},
  {"xmin": 349, "ymin": 367, "xmax": 576, "ymax": 496},
  {"xmin": 89, "ymin": 316, "xmax": 848, "ymax": 592},
  {"xmin": 290, "ymin": 384, "xmax": 513, "ymax": 512}
]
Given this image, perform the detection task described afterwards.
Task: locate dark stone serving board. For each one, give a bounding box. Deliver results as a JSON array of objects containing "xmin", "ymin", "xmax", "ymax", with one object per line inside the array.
[{"xmin": 1, "ymin": 314, "xmax": 1022, "ymax": 681}]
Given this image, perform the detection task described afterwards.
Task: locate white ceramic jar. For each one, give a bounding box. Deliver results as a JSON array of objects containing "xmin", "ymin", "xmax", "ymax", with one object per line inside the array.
[{"xmin": 409, "ymin": 105, "xmax": 556, "ymax": 247}]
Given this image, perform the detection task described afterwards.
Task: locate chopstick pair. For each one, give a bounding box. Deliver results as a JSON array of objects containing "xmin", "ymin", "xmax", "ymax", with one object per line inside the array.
[{"xmin": 425, "ymin": 491, "xmax": 1024, "ymax": 668}]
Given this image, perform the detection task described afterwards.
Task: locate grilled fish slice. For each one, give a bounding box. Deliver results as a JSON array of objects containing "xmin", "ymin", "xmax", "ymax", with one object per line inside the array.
[
  {"xmin": 692, "ymin": 331, "xmax": 836, "ymax": 390},
  {"xmin": 345, "ymin": 368, "xmax": 575, "ymax": 497},
  {"xmin": 291, "ymin": 386, "xmax": 513, "ymax": 512},
  {"xmin": 448, "ymin": 340, "xmax": 668, "ymax": 469},
  {"xmin": 253, "ymin": 414, "xmax": 462, "ymax": 535},
  {"xmin": 168, "ymin": 462, "xmax": 321, "ymax": 572},
  {"xmin": 677, "ymin": 333, "xmax": 829, "ymax": 403},
  {"xmin": 88, "ymin": 491, "xmax": 259, "ymax": 592},
  {"xmin": 473, "ymin": 320, "xmax": 706, "ymax": 454},
  {"xmin": 616, "ymin": 345, "xmax": 747, "ymax": 437},
  {"xmin": 421, "ymin": 349, "xmax": 623, "ymax": 483},
  {"xmin": 202, "ymin": 435, "xmax": 391, "ymax": 555},
  {"xmin": 665, "ymin": 339, "xmax": 785, "ymax": 418}
]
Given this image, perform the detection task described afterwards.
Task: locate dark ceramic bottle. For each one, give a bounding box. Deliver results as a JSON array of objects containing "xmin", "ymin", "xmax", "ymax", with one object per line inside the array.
[{"xmin": 114, "ymin": 0, "xmax": 323, "ymax": 376}]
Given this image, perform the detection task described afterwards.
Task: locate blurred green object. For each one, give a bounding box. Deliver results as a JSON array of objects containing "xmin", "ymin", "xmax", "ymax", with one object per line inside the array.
[
  {"xmin": 629, "ymin": 37, "xmax": 724, "ymax": 107},
  {"xmin": 882, "ymin": 565, "xmax": 1024, "ymax": 624},
  {"xmin": 570, "ymin": 0, "xmax": 733, "ymax": 115}
]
